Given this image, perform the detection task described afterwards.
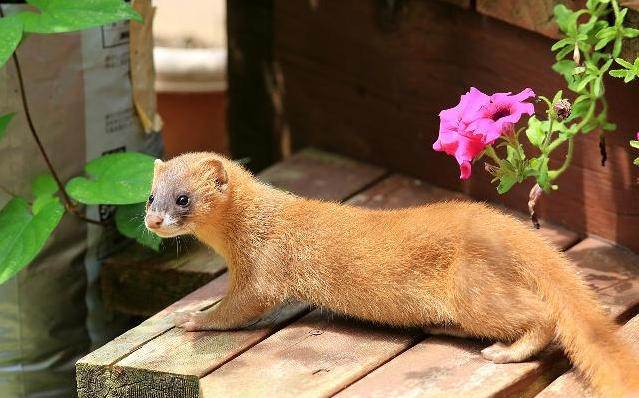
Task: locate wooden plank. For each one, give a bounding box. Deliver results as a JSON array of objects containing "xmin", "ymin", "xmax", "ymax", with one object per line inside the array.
[
  {"xmin": 77, "ymin": 274, "xmax": 229, "ymax": 398},
  {"xmin": 335, "ymin": 237, "xmax": 639, "ymax": 398},
  {"xmin": 199, "ymin": 312, "xmax": 421, "ymax": 397},
  {"xmin": 79, "ymin": 150, "xmax": 386, "ymax": 396},
  {"xmin": 537, "ymin": 313, "xmax": 639, "ymax": 398},
  {"xmin": 273, "ymin": 0, "xmax": 639, "ymax": 251},
  {"xmin": 101, "ymin": 148, "xmax": 386, "ymax": 316},
  {"xmin": 476, "ymin": 1, "xmax": 586, "ymax": 39},
  {"xmin": 621, "ymin": 6, "xmax": 639, "ymax": 62},
  {"xmin": 102, "ymin": 243, "xmax": 225, "ymax": 316},
  {"xmin": 438, "ymin": 0, "xmax": 471, "ymax": 9},
  {"xmin": 348, "ymin": 174, "xmax": 580, "ymax": 250},
  {"xmin": 259, "ymin": 147, "xmax": 386, "ymax": 201}
]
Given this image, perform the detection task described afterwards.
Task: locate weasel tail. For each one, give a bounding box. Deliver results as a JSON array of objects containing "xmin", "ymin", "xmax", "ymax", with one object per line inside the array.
[{"xmin": 525, "ymin": 251, "xmax": 639, "ymax": 397}]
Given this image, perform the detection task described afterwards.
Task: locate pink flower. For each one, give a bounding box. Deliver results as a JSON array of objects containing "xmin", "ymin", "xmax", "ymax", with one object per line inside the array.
[
  {"xmin": 433, "ymin": 87, "xmax": 535, "ymax": 179},
  {"xmin": 471, "ymin": 88, "xmax": 536, "ymax": 142},
  {"xmin": 636, "ymin": 132, "xmax": 639, "ymax": 141}
]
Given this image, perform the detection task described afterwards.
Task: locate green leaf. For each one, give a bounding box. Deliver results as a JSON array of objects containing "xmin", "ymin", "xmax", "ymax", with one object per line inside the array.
[
  {"xmin": 66, "ymin": 152, "xmax": 155, "ymax": 205},
  {"xmin": 525, "ymin": 116, "xmax": 545, "ymax": 148},
  {"xmin": 615, "ymin": 57, "xmax": 634, "ymax": 69},
  {"xmin": 554, "ymin": 4, "xmax": 575, "ymax": 34},
  {"xmin": 32, "ymin": 195, "xmax": 59, "ymax": 215},
  {"xmin": 0, "ymin": 14, "xmax": 23, "ymax": 68},
  {"xmin": 572, "ymin": 66, "xmax": 586, "ymax": 75},
  {"xmin": 536, "ymin": 157, "xmax": 551, "ymax": 192},
  {"xmin": 575, "ymin": 74, "xmax": 596, "ymax": 91},
  {"xmin": 624, "ymin": 27, "xmax": 639, "ymax": 38},
  {"xmin": 497, "ymin": 175, "xmax": 517, "ymax": 194},
  {"xmin": 634, "ymin": 157, "xmax": 639, "ymax": 166},
  {"xmin": 630, "ymin": 140, "xmax": 639, "ymax": 149},
  {"xmin": 556, "ymin": 45, "xmax": 574, "ymax": 60},
  {"xmin": 623, "ymin": 72, "xmax": 636, "ymax": 83},
  {"xmin": 552, "ymin": 38, "xmax": 573, "ymax": 51},
  {"xmin": 0, "ymin": 113, "xmax": 15, "ymax": 142},
  {"xmin": 609, "ymin": 69, "xmax": 628, "ymax": 78},
  {"xmin": 18, "ymin": 0, "xmax": 142, "ymax": 34},
  {"xmin": 0, "ymin": 197, "xmax": 64, "ymax": 284},
  {"xmin": 593, "ymin": 76, "xmax": 604, "ymax": 97},
  {"xmin": 115, "ymin": 202, "xmax": 161, "ymax": 251},
  {"xmin": 553, "ymin": 60, "xmax": 577, "ymax": 79},
  {"xmin": 31, "ymin": 174, "xmax": 58, "ymax": 197}
]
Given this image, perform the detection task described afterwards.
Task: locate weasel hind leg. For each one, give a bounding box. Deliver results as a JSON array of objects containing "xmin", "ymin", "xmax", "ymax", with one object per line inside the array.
[{"xmin": 480, "ymin": 325, "xmax": 554, "ymax": 363}]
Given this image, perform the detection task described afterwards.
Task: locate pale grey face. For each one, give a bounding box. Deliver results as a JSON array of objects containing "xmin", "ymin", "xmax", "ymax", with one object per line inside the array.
[
  {"xmin": 144, "ymin": 160, "xmax": 195, "ymax": 238},
  {"xmin": 145, "ymin": 156, "xmax": 229, "ymax": 238}
]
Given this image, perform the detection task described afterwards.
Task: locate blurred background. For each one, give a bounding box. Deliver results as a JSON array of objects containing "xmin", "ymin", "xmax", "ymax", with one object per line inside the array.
[{"xmin": 153, "ymin": 0, "xmax": 228, "ymax": 158}]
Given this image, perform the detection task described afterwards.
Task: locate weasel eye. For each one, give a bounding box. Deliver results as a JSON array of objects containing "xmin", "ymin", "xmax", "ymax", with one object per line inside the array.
[
  {"xmin": 148, "ymin": 194, "xmax": 154, "ymax": 204},
  {"xmin": 176, "ymin": 195, "xmax": 190, "ymax": 207}
]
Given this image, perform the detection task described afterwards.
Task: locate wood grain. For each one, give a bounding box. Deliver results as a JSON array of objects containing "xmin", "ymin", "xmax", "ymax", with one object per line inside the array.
[
  {"xmin": 476, "ymin": 0, "xmax": 586, "ymax": 39},
  {"xmin": 335, "ymin": 237, "xmax": 639, "ymax": 398},
  {"xmin": 102, "ymin": 243, "xmax": 225, "ymax": 316},
  {"xmin": 199, "ymin": 312, "xmax": 421, "ymax": 398},
  {"xmin": 77, "ymin": 274, "xmax": 229, "ymax": 398},
  {"xmin": 101, "ymin": 148, "xmax": 386, "ymax": 316},
  {"xmin": 272, "ymin": 0, "xmax": 639, "ymax": 251}
]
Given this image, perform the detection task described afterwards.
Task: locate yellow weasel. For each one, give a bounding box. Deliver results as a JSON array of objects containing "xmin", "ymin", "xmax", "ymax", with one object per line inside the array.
[{"xmin": 145, "ymin": 152, "xmax": 639, "ymax": 398}]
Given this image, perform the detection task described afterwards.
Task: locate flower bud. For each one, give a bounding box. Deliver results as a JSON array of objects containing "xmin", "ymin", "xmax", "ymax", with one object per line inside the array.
[
  {"xmin": 553, "ymin": 99, "xmax": 571, "ymax": 121},
  {"xmin": 573, "ymin": 43, "xmax": 581, "ymax": 65}
]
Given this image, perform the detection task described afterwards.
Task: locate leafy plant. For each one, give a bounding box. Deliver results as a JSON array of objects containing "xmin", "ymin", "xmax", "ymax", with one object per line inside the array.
[
  {"xmin": 435, "ymin": 0, "xmax": 639, "ymax": 227},
  {"xmin": 0, "ymin": 1, "xmax": 159, "ymax": 284}
]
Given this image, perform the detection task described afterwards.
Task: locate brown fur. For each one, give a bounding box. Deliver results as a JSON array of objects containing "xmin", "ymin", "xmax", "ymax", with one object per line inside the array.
[{"xmin": 147, "ymin": 152, "xmax": 639, "ymax": 397}]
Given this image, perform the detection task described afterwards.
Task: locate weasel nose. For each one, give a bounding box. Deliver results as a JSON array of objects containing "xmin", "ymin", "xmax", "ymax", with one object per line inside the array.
[{"xmin": 145, "ymin": 214, "xmax": 164, "ymax": 229}]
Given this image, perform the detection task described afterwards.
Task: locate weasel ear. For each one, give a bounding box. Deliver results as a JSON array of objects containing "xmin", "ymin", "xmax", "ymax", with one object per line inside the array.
[
  {"xmin": 202, "ymin": 158, "xmax": 228, "ymax": 190},
  {"xmin": 154, "ymin": 159, "xmax": 164, "ymax": 173}
]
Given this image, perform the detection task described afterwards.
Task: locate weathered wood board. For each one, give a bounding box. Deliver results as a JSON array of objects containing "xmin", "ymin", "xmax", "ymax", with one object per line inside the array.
[
  {"xmin": 101, "ymin": 148, "xmax": 386, "ymax": 316},
  {"xmin": 476, "ymin": 0, "xmax": 586, "ymax": 39},
  {"xmin": 199, "ymin": 312, "xmax": 422, "ymax": 398},
  {"xmin": 335, "ymin": 238, "xmax": 639, "ymax": 398}
]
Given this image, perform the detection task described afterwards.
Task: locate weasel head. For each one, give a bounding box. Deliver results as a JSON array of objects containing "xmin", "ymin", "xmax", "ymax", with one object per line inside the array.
[{"xmin": 145, "ymin": 153, "xmax": 229, "ymax": 238}]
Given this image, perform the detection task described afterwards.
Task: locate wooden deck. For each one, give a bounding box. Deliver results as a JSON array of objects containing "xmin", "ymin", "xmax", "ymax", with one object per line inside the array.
[{"xmin": 77, "ymin": 149, "xmax": 639, "ymax": 397}]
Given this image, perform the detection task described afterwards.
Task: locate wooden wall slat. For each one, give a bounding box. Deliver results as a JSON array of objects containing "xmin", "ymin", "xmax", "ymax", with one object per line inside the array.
[
  {"xmin": 476, "ymin": 0, "xmax": 586, "ymax": 39},
  {"xmin": 273, "ymin": 0, "xmax": 639, "ymax": 251},
  {"xmin": 334, "ymin": 237, "xmax": 639, "ymax": 398}
]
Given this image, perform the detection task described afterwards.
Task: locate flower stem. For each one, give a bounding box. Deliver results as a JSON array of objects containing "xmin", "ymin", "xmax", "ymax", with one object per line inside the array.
[
  {"xmin": 548, "ymin": 137, "xmax": 574, "ymax": 180},
  {"xmin": 485, "ymin": 145, "xmax": 501, "ymax": 163},
  {"xmin": 9, "ymin": 47, "xmax": 104, "ymax": 225}
]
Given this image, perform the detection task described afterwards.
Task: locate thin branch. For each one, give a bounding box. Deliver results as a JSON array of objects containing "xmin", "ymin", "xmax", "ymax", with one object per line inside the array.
[{"xmin": 9, "ymin": 43, "xmax": 105, "ymax": 225}]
